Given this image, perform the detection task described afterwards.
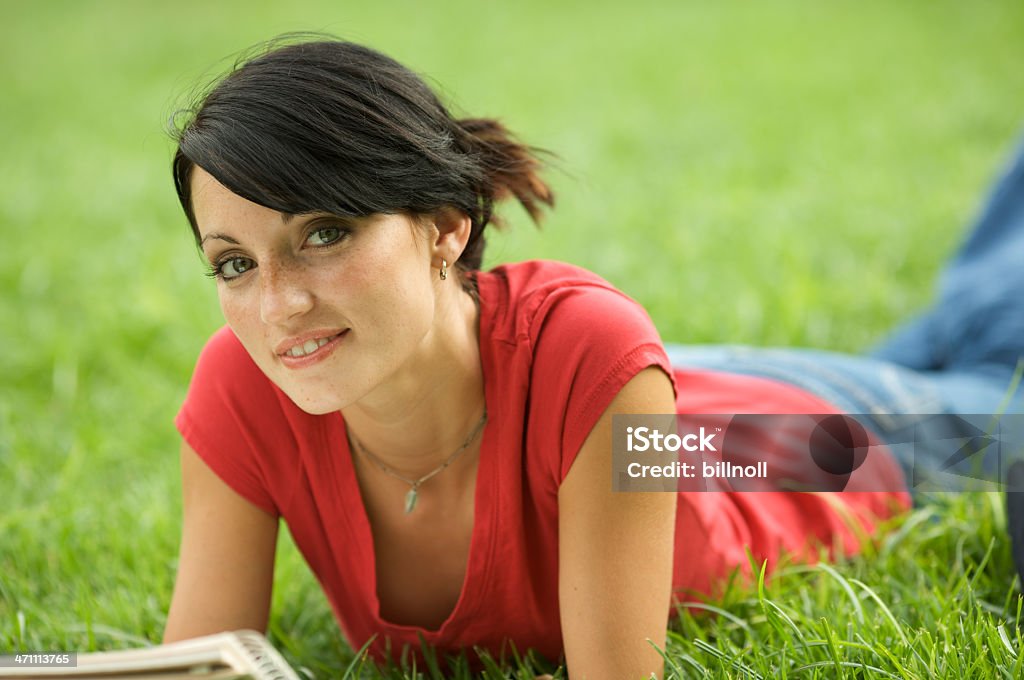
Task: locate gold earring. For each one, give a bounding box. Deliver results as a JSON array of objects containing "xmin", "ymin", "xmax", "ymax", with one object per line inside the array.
[{"xmin": 440, "ymin": 259, "xmax": 448, "ymax": 281}]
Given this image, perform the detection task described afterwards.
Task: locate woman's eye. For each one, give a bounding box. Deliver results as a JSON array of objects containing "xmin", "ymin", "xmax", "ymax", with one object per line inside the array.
[
  {"xmin": 218, "ymin": 256, "xmax": 254, "ymax": 280},
  {"xmin": 306, "ymin": 226, "xmax": 344, "ymax": 246}
]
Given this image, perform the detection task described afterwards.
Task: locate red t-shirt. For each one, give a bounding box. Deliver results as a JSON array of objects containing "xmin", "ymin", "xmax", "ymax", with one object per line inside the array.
[{"xmin": 175, "ymin": 260, "xmax": 910, "ymax": 665}]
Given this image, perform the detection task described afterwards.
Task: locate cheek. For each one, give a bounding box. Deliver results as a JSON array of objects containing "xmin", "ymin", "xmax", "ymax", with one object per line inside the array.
[
  {"xmin": 357, "ymin": 251, "xmax": 436, "ymax": 340},
  {"xmin": 217, "ymin": 289, "xmax": 252, "ymax": 334},
  {"xmin": 216, "ymin": 288, "xmax": 269, "ymax": 365}
]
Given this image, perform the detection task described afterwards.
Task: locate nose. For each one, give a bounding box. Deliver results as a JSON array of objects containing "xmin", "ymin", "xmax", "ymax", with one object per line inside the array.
[{"xmin": 259, "ymin": 263, "xmax": 314, "ymax": 326}]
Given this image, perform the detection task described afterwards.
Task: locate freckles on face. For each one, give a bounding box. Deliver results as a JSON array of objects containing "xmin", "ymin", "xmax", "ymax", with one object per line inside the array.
[
  {"xmin": 275, "ymin": 224, "xmax": 438, "ymax": 413},
  {"xmin": 189, "ymin": 167, "xmax": 441, "ymax": 414}
]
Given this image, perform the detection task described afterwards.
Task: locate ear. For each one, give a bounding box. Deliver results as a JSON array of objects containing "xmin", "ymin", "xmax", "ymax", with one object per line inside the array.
[{"xmin": 429, "ymin": 206, "xmax": 473, "ymax": 268}]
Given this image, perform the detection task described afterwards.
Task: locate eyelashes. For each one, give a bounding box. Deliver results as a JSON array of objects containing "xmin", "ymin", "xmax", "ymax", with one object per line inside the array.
[
  {"xmin": 204, "ymin": 225, "xmax": 351, "ymax": 281},
  {"xmin": 205, "ymin": 256, "xmax": 254, "ymax": 280},
  {"xmin": 306, "ymin": 225, "xmax": 345, "ymax": 246}
]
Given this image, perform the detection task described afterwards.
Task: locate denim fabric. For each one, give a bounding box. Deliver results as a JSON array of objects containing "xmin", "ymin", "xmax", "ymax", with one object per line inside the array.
[
  {"xmin": 665, "ymin": 133, "xmax": 1024, "ymax": 490},
  {"xmin": 870, "ymin": 134, "xmax": 1024, "ymax": 375}
]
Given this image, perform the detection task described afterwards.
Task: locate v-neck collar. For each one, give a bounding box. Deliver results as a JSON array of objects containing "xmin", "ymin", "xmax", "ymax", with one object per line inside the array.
[{"xmin": 331, "ymin": 276, "xmax": 500, "ymax": 639}]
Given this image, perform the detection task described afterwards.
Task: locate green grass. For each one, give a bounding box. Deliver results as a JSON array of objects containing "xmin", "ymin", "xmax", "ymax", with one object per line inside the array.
[{"xmin": 2, "ymin": 1, "xmax": 1024, "ymax": 677}]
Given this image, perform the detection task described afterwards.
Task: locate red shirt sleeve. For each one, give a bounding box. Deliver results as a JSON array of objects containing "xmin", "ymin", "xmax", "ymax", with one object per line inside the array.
[
  {"xmin": 174, "ymin": 326, "xmax": 289, "ymax": 518},
  {"xmin": 524, "ymin": 275, "xmax": 678, "ymax": 483}
]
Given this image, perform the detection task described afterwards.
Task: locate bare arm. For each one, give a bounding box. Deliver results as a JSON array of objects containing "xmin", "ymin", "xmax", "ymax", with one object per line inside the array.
[
  {"xmin": 163, "ymin": 440, "xmax": 279, "ymax": 643},
  {"xmin": 558, "ymin": 367, "xmax": 678, "ymax": 679}
]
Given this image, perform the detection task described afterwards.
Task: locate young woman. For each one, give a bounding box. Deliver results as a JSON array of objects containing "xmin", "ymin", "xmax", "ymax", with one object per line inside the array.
[{"xmin": 162, "ymin": 36, "xmax": 1024, "ymax": 678}]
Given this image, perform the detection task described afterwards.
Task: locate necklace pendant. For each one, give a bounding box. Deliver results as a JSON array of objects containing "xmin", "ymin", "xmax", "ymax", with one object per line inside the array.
[{"xmin": 404, "ymin": 487, "xmax": 418, "ymax": 514}]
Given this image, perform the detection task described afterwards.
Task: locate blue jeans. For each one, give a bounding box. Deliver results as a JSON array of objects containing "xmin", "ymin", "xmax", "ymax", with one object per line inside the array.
[{"xmin": 666, "ymin": 134, "xmax": 1024, "ymax": 491}]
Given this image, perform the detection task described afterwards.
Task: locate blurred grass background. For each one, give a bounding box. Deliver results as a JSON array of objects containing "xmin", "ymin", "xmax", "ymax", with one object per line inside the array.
[{"xmin": 1, "ymin": 0, "xmax": 1023, "ymax": 677}]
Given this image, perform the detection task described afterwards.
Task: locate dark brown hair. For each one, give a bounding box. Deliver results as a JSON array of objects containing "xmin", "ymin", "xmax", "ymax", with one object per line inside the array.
[{"xmin": 171, "ymin": 35, "xmax": 554, "ymax": 278}]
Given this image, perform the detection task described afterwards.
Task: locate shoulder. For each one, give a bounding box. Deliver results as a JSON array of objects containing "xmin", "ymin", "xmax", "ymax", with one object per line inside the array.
[
  {"xmin": 178, "ymin": 326, "xmax": 287, "ymax": 421},
  {"xmin": 191, "ymin": 326, "xmax": 270, "ymax": 387},
  {"xmin": 476, "ymin": 261, "xmax": 677, "ymax": 481},
  {"xmin": 475, "ymin": 259, "xmax": 658, "ymax": 347},
  {"xmin": 477, "ymin": 259, "xmax": 623, "ymax": 304},
  {"xmin": 181, "ymin": 325, "xmax": 299, "ymax": 431}
]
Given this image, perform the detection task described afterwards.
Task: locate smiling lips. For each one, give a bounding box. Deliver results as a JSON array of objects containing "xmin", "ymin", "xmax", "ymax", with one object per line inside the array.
[
  {"xmin": 277, "ymin": 330, "xmax": 348, "ymax": 367},
  {"xmin": 285, "ymin": 333, "xmax": 342, "ymax": 357}
]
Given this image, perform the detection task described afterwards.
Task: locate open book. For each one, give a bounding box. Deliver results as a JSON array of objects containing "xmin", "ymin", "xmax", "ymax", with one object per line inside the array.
[{"xmin": 0, "ymin": 630, "xmax": 301, "ymax": 679}]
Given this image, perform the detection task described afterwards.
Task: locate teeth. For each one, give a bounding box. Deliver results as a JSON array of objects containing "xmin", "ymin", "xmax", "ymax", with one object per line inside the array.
[{"xmin": 285, "ymin": 333, "xmax": 339, "ymax": 358}]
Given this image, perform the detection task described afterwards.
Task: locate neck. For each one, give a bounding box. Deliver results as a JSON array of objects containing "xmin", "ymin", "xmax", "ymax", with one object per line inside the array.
[{"xmin": 341, "ymin": 280, "xmax": 485, "ymax": 479}]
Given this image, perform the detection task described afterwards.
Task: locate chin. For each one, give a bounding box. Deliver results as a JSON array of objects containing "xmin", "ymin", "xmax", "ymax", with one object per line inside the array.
[
  {"xmin": 294, "ymin": 399, "xmax": 342, "ymax": 416},
  {"xmin": 274, "ymin": 381, "xmax": 352, "ymax": 416},
  {"xmin": 295, "ymin": 390, "xmax": 353, "ymax": 415}
]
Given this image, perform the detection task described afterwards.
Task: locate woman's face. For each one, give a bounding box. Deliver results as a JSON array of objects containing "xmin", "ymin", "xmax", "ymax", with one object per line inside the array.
[{"xmin": 190, "ymin": 167, "xmax": 440, "ymax": 414}]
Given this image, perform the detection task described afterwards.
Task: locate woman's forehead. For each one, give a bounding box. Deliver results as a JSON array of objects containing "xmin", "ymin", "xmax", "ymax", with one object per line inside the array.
[
  {"xmin": 191, "ymin": 169, "xmax": 413, "ymax": 243},
  {"xmin": 190, "ymin": 167, "xmax": 299, "ymax": 240}
]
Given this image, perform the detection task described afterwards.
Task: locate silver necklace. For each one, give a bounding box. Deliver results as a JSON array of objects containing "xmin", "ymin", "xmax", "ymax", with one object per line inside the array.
[{"xmin": 350, "ymin": 410, "xmax": 487, "ymax": 514}]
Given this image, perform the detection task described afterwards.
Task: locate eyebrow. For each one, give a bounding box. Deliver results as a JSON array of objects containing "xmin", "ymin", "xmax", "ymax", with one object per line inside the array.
[
  {"xmin": 200, "ymin": 232, "xmax": 240, "ymax": 247},
  {"xmin": 198, "ymin": 212, "xmax": 327, "ymax": 246}
]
